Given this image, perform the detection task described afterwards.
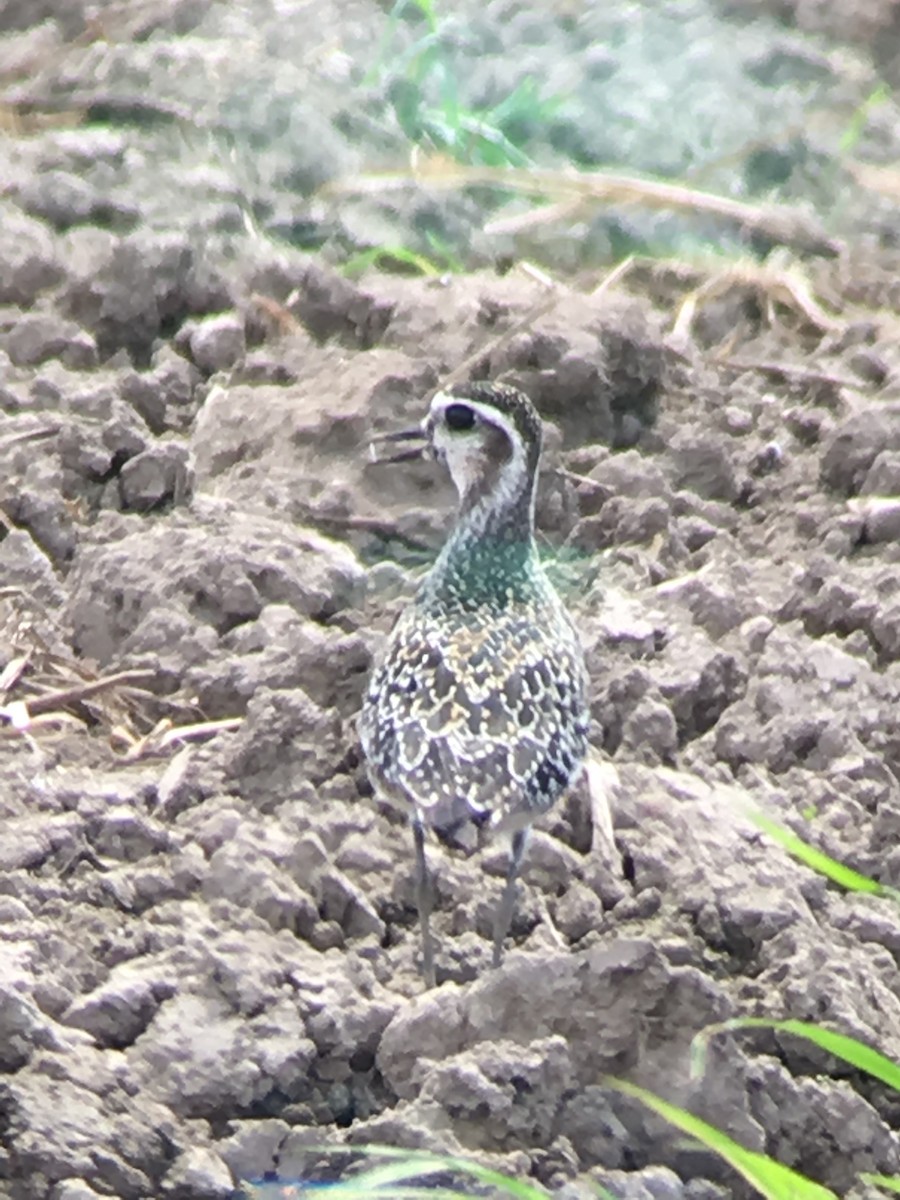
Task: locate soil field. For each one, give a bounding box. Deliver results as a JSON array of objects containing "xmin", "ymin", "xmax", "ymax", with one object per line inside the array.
[{"xmin": 2, "ymin": 2, "xmax": 900, "ymax": 1198}]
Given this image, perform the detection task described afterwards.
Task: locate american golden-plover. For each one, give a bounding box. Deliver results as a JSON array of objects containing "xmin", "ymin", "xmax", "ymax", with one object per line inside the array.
[{"xmin": 359, "ymin": 381, "xmax": 589, "ymax": 986}]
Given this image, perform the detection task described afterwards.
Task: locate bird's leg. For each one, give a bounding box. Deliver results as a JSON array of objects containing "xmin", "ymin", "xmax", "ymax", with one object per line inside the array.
[
  {"xmin": 412, "ymin": 818, "xmax": 436, "ymax": 988},
  {"xmin": 492, "ymin": 828, "xmax": 529, "ymax": 968}
]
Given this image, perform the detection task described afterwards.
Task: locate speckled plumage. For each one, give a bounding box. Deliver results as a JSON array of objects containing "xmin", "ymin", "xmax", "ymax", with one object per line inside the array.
[
  {"xmin": 359, "ymin": 381, "xmax": 589, "ymax": 983},
  {"xmin": 362, "ymin": 564, "xmax": 587, "ymax": 839}
]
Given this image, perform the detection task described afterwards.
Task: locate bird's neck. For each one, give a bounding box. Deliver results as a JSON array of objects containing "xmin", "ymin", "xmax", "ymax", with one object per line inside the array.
[{"xmin": 421, "ymin": 475, "xmax": 542, "ymax": 610}]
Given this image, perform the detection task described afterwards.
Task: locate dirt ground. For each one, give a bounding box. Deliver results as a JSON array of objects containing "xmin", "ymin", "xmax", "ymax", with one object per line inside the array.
[{"xmin": 3, "ymin": 2, "xmax": 900, "ymax": 1198}]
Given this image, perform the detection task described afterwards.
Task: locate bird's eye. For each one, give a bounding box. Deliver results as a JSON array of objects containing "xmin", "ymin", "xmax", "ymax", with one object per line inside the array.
[{"xmin": 444, "ymin": 403, "xmax": 476, "ymax": 432}]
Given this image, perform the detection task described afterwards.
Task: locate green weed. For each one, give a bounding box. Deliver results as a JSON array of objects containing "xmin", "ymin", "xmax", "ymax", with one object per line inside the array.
[
  {"xmin": 341, "ymin": 244, "xmax": 444, "ymax": 278},
  {"xmin": 608, "ymin": 1079, "xmax": 838, "ymax": 1200},
  {"xmin": 369, "ymin": 0, "xmax": 564, "ymax": 169},
  {"xmin": 860, "ymin": 1176, "xmax": 900, "ymax": 1195},
  {"xmin": 839, "ymin": 83, "xmax": 891, "ymax": 155},
  {"xmin": 748, "ymin": 808, "xmax": 900, "ymax": 903},
  {"xmin": 242, "ymin": 1144, "xmax": 552, "ymax": 1199},
  {"xmin": 691, "ymin": 1018, "xmax": 900, "ymax": 1092},
  {"xmin": 244, "ymin": 806, "xmax": 900, "ymax": 1200}
]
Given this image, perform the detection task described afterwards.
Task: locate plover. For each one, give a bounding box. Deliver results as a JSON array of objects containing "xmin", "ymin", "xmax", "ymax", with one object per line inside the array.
[{"xmin": 359, "ymin": 381, "xmax": 589, "ymax": 986}]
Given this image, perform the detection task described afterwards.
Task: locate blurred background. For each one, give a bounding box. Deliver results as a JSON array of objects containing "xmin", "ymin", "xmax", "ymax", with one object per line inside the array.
[{"xmin": 1, "ymin": 0, "xmax": 899, "ymax": 280}]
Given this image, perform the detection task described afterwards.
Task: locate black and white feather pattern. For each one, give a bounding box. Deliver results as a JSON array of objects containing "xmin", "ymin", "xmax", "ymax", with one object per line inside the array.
[
  {"xmin": 359, "ymin": 382, "xmax": 589, "ymax": 842},
  {"xmin": 361, "ymin": 581, "xmax": 588, "ymax": 836}
]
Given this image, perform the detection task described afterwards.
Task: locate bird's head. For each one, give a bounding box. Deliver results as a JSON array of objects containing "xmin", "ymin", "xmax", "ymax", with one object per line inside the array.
[{"xmin": 370, "ymin": 382, "xmax": 542, "ymax": 513}]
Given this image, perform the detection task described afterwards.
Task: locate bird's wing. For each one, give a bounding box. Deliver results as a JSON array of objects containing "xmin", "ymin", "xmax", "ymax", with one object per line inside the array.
[{"xmin": 360, "ymin": 605, "xmax": 588, "ymax": 833}]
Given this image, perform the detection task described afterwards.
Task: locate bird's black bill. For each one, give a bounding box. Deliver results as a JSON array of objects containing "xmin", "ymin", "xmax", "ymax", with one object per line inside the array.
[{"xmin": 367, "ymin": 428, "xmax": 428, "ymax": 466}]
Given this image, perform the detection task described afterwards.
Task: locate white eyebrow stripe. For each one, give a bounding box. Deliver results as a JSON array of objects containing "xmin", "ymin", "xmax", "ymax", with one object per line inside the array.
[
  {"xmin": 429, "ymin": 392, "xmax": 525, "ymax": 469},
  {"xmin": 429, "ymin": 391, "xmax": 533, "ymax": 527}
]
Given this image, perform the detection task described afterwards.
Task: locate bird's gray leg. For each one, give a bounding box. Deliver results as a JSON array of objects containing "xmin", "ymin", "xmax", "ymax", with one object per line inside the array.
[
  {"xmin": 492, "ymin": 828, "xmax": 529, "ymax": 968},
  {"xmin": 412, "ymin": 818, "xmax": 436, "ymax": 988}
]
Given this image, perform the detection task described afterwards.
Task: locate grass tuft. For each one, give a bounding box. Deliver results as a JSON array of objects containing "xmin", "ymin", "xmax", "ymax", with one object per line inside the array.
[
  {"xmin": 691, "ymin": 1019, "xmax": 900, "ymax": 1092},
  {"xmin": 747, "ymin": 809, "xmax": 900, "ymax": 903},
  {"xmin": 860, "ymin": 1176, "xmax": 900, "ymax": 1195},
  {"xmin": 368, "ymin": 0, "xmax": 563, "ymax": 170},
  {"xmin": 606, "ymin": 1079, "xmax": 838, "ymax": 1200},
  {"xmin": 241, "ymin": 1144, "xmax": 553, "ymax": 1198}
]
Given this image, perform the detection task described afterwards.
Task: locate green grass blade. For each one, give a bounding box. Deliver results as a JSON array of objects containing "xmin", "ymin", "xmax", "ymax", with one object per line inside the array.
[
  {"xmin": 692, "ymin": 1019, "xmax": 900, "ymax": 1092},
  {"xmin": 860, "ymin": 1176, "xmax": 900, "ymax": 1195},
  {"xmin": 390, "ymin": 32, "xmax": 444, "ymax": 89},
  {"xmin": 748, "ymin": 810, "xmax": 899, "ymax": 900},
  {"xmin": 323, "ymin": 1188, "xmax": 485, "ymax": 1199},
  {"xmin": 437, "ymin": 1159, "xmax": 549, "ymax": 1199},
  {"xmin": 342, "ymin": 245, "xmax": 441, "ymax": 278},
  {"xmin": 839, "ymin": 83, "xmax": 890, "ymax": 153},
  {"xmin": 607, "ymin": 1079, "xmax": 838, "ymax": 1200},
  {"xmin": 436, "ymin": 57, "xmax": 460, "ymax": 133},
  {"xmin": 328, "ymin": 1158, "xmax": 473, "ymax": 1192},
  {"xmin": 485, "ymin": 77, "xmax": 567, "ymax": 135},
  {"xmin": 423, "ymin": 228, "xmax": 464, "ymax": 272},
  {"xmin": 273, "ymin": 1146, "xmax": 550, "ymax": 1200},
  {"xmin": 364, "ymin": 0, "xmax": 434, "ymax": 85},
  {"xmin": 454, "ymin": 114, "xmax": 533, "ymax": 168},
  {"xmin": 409, "ymin": 0, "xmax": 439, "ymax": 32},
  {"xmin": 332, "ymin": 1154, "xmax": 547, "ymax": 1196},
  {"xmin": 418, "ymin": 108, "xmax": 457, "ymax": 151}
]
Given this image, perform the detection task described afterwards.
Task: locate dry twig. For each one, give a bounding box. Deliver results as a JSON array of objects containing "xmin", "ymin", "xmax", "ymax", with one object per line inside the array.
[
  {"xmin": 248, "ymin": 292, "xmax": 304, "ymax": 337},
  {"xmin": 846, "ymin": 160, "xmax": 900, "ymax": 205},
  {"xmin": 0, "ymin": 593, "xmax": 167, "ymax": 747},
  {"xmin": 671, "ymin": 261, "xmax": 843, "ymax": 343},
  {"xmin": 0, "ymin": 426, "xmax": 60, "ymax": 452},
  {"xmin": 119, "ymin": 716, "xmax": 243, "ymax": 761},
  {"xmin": 716, "ymin": 357, "xmax": 863, "ymax": 390},
  {"xmin": 323, "ymin": 157, "xmax": 840, "ymax": 258},
  {"xmin": 22, "ymin": 668, "xmax": 156, "ymax": 717}
]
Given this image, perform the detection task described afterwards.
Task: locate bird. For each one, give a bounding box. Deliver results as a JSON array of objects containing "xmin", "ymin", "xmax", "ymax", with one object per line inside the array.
[{"xmin": 359, "ymin": 380, "xmax": 589, "ymax": 986}]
